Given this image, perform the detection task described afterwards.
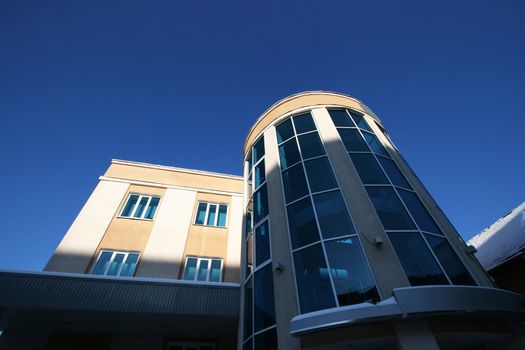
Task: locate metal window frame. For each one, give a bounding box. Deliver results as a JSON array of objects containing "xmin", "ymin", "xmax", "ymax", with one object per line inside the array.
[
  {"xmin": 119, "ymin": 193, "xmax": 160, "ymax": 220},
  {"xmin": 194, "ymin": 201, "xmax": 229, "ymax": 228},
  {"xmin": 91, "ymin": 249, "xmax": 140, "ymax": 277}
]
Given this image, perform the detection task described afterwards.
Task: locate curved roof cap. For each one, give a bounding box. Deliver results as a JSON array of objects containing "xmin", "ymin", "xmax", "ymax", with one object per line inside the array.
[{"xmin": 243, "ymin": 91, "xmax": 381, "ymax": 156}]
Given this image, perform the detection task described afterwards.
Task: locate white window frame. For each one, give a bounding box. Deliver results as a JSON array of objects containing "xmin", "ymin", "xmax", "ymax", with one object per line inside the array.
[
  {"xmin": 90, "ymin": 250, "xmax": 140, "ymax": 277},
  {"xmin": 119, "ymin": 193, "xmax": 160, "ymax": 220},
  {"xmin": 194, "ymin": 201, "xmax": 228, "ymax": 227},
  {"xmin": 183, "ymin": 256, "xmax": 223, "ymax": 282}
]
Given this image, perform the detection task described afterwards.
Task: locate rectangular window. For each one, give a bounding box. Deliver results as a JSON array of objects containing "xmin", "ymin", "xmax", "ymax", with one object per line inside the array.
[
  {"xmin": 182, "ymin": 257, "xmax": 223, "ymax": 282},
  {"xmin": 91, "ymin": 250, "xmax": 139, "ymax": 277},
  {"xmin": 120, "ymin": 194, "xmax": 160, "ymax": 220},
  {"xmin": 194, "ymin": 202, "xmax": 228, "ymax": 227}
]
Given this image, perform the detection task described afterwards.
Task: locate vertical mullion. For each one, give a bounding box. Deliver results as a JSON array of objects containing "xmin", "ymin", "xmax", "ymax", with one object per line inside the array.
[
  {"xmin": 214, "ymin": 205, "xmax": 219, "ymax": 226},
  {"xmin": 129, "ymin": 195, "xmax": 141, "ymax": 218},
  {"xmin": 143, "ymin": 196, "xmax": 152, "ymax": 219},
  {"xmin": 195, "ymin": 258, "xmax": 201, "ymax": 281},
  {"xmin": 104, "ymin": 251, "xmax": 116, "ymax": 276},
  {"xmin": 203, "ymin": 203, "xmax": 210, "ymax": 226},
  {"xmin": 116, "ymin": 252, "xmax": 128, "ymax": 276}
]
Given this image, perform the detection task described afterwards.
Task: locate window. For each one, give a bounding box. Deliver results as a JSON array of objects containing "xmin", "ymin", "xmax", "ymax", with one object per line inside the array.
[
  {"xmin": 182, "ymin": 257, "xmax": 222, "ymax": 282},
  {"xmin": 194, "ymin": 202, "xmax": 228, "ymax": 227},
  {"xmin": 91, "ymin": 250, "xmax": 139, "ymax": 277},
  {"xmin": 120, "ymin": 194, "xmax": 160, "ymax": 220}
]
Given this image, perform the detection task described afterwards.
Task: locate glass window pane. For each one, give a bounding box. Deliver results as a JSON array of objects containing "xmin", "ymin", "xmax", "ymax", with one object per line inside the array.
[
  {"xmin": 120, "ymin": 253, "xmax": 139, "ymax": 277},
  {"xmin": 349, "ymin": 111, "xmax": 373, "ymax": 132},
  {"xmin": 363, "ymin": 132, "xmax": 389, "ymax": 157},
  {"xmin": 246, "ymin": 205, "xmax": 253, "ymax": 237},
  {"xmin": 144, "ymin": 197, "xmax": 159, "ymax": 219},
  {"xmin": 183, "ymin": 257, "xmax": 198, "ymax": 280},
  {"xmin": 276, "ymin": 118, "xmax": 294, "ymax": 144},
  {"xmin": 243, "ymin": 340, "xmax": 253, "ymax": 350},
  {"xmin": 278, "ymin": 138, "xmax": 301, "ymax": 170},
  {"xmin": 378, "ymin": 156, "xmax": 411, "ymax": 189},
  {"xmin": 366, "ymin": 186, "xmax": 416, "ymax": 230},
  {"xmin": 107, "ymin": 253, "xmax": 125, "ymax": 276},
  {"xmin": 254, "ymin": 160, "xmax": 265, "ymax": 188},
  {"xmin": 281, "ymin": 163, "xmax": 309, "ymax": 203},
  {"xmin": 206, "ymin": 204, "xmax": 217, "ymax": 226},
  {"xmin": 425, "ymin": 234, "xmax": 475, "ymax": 285},
  {"xmin": 121, "ymin": 195, "xmax": 139, "ymax": 217},
  {"xmin": 293, "ymin": 243, "xmax": 336, "ymax": 313},
  {"xmin": 92, "ymin": 251, "xmax": 113, "ymax": 275},
  {"xmin": 287, "ymin": 197, "xmax": 320, "ymax": 250},
  {"xmin": 197, "ymin": 259, "xmax": 210, "ymax": 281},
  {"xmin": 325, "ymin": 238, "xmax": 379, "ymax": 306},
  {"xmin": 246, "ymin": 234, "xmax": 253, "ymax": 277},
  {"xmin": 298, "ymin": 132, "xmax": 325, "ymax": 159},
  {"xmin": 313, "ymin": 190, "xmax": 356, "ymax": 239},
  {"xmin": 338, "ymin": 128, "xmax": 369, "ymax": 152},
  {"xmin": 349, "ymin": 153, "xmax": 389, "ymax": 184},
  {"xmin": 255, "ymin": 221, "xmax": 271, "ymax": 266},
  {"xmin": 388, "ymin": 232, "xmax": 448, "ymax": 286},
  {"xmin": 217, "ymin": 205, "xmax": 228, "ymax": 227},
  {"xmin": 398, "ymin": 189, "xmax": 441, "ymax": 234},
  {"xmin": 293, "ymin": 112, "xmax": 316, "ymax": 134},
  {"xmin": 253, "ymin": 137, "xmax": 265, "ymax": 164},
  {"xmin": 133, "ymin": 196, "xmax": 149, "ymax": 218},
  {"xmin": 328, "ymin": 109, "xmax": 355, "ymax": 127},
  {"xmin": 195, "ymin": 202, "xmax": 207, "ymax": 225},
  {"xmin": 254, "ymin": 328, "xmax": 277, "ymax": 350},
  {"xmin": 254, "ymin": 185, "xmax": 269, "ymax": 223},
  {"xmin": 243, "ymin": 277, "xmax": 253, "ymax": 340},
  {"xmin": 304, "ymin": 157, "xmax": 338, "ymax": 193},
  {"xmin": 210, "ymin": 259, "xmax": 222, "ymax": 282},
  {"xmin": 254, "ymin": 264, "xmax": 276, "ymax": 332}
]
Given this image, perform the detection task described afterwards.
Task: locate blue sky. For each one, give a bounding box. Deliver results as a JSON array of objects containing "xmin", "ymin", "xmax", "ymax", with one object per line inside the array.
[{"xmin": 1, "ymin": 1, "xmax": 523, "ymax": 271}]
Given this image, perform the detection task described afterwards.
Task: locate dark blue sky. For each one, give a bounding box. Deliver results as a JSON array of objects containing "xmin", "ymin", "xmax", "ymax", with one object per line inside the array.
[{"xmin": 1, "ymin": 1, "xmax": 523, "ymax": 271}]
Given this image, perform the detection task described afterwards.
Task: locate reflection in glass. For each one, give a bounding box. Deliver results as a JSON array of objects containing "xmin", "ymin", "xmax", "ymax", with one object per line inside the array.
[
  {"xmin": 349, "ymin": 111, "xmax": 373, "ymax": 132},
  {"xmin": 287, "ymin": 197, "xmax": 320, "ymax": 249},
  {"xmin": 304, "ymin": 157, "xmax": 338, "ymax": 193},
  {"xmin": 298, "ymin": 132, "xmax": 325, "ymax": 159},
  {"xmin": 313, "ymin": 190, "xmax": 355, "ymax": 239},
  {"xmin": 195, "ymin": 202, "xmax": 207, "ymax": 224},
  {"xmin": 362, "ymin": 132, "xmax": 389, "ymax": 157},
  {"xmin": 144, "ymin": 197, "xmax": 159, "ymax": 219},
  {"xmin": 338, "ymin": 128, "xmax": 369, "ymax": 152},
  {"xmin": 293, "ymin": 112, "xmax": 316, "ymax": 134},
  {"xmin": 328, "ymin": 109, "xmax": 355, "ymax": 127},
  {"xmin": 107, "ymin": 253, "xmax": 125, "ymax": 276},
  {"xmin": 293, "ymin": 244, "xmax": 336, "ymax": 313},
  {"xmin": 377, "ymin": 156, "xmax": 411, "ymax": 189},
  {"xmin": 210, "ymin": 259, "xmax": 222, "ymax": 282},
  {"xmin": 254, "ymin": 160, "xmax": 266, "ymax": 188},
  {"xmin": 92, "ymin": 251, "xmax": 113, "ymax": 275},
  {"xmin": 120, "ymin": 253, "xmax": 139, "ymax": 277},
  {"xmin": 255, "ymin": 221, "xmax": 271, "ymax": 266},
  {"xmin": 324, "ymin": 238, "xmax": 379, "ymax": 305},
  {"xmin": 276, "ymin": 118, "xmax": 294, "ymax": 144},
  {"xmin": 133, "ymin": 196, "xmax": 149, "ymax": 218},
  {"xmin": 121, "ymin": 194, "xmax": 138, "ymax": 217},
  {"xmin": 183, "ymin": 257, "xmax": 198, "ymax": 280},
  {"xmin": 206, "ymin": 204, "xmax": 217, "ymax": 226},
  {"xmin": 217, "ymin": 205, "xmax": 228, "ymax": 227},
  {"xmin": 349, "ymin": 153, "xmax": 389, "ymax": 184},
  {"xmin": 253, "ymin": 137, "xmax": 265, "ymax": 164},
  {"xmin": 366, "ymin": 186, "xmax": 416, "ymax": 230},
  {"xmin": 279, "ymin": 139, "xmax": 301, "ymax": 170},
  {"xmin": 398, "ymin": 189, "xmax": 441, "ymax": 234},
  {"xmin": 254, "ymin": 185, "xmax": 269, "ymax": 223},
  {"xmin": 197, "ymin": 259, "xmax": 209, "ymax": 281},
  {"xmin": 282, "ymin": 164, "xmax": 309, "ymax": 203},
  {"xmin": 254, "ymin": 264, "xmax": 276, "ymax": 332},
  {"xmin": 388, "ymin": 232, "xmax": 448, "ymax": 286}
]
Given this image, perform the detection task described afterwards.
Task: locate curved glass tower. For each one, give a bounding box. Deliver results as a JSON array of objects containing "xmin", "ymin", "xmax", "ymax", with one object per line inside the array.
[{"xmin": 239, "ymin": 92, "xmax": 520, "ymax": 350}]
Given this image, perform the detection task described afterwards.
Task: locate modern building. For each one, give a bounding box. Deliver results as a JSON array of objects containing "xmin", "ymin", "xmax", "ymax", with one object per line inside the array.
[
  {"xmin": 468, "ymin": 201, "xmax": 525, "ymax": 296},
  {"xmin": 0, "ymin": 91, "xmax": 524, "ymax": 350}
]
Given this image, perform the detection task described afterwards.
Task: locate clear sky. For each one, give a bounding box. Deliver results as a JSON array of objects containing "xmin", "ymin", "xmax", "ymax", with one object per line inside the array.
[{"xmin": 1, "ymin": 1, "xmax": 524, "ymax": 271}]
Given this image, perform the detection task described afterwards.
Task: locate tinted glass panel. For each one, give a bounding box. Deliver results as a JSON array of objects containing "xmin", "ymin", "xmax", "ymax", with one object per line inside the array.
[
  {"xmin": 278, "ymin": 139, "xmax": 301, "ymax": 170},
  {"xmin": 243, "ymin": 340, "xmax": 253, "ymax": 350},
  {"xmin": 197, "ymin": 259, "xmax": 209, "ymax": 281},
  {"xmin": 120, "ymin": 253, "xmax": 139, "ymax": 277},
  {"xmin": 298, "ymin": 132, "xmax": 325, "ymax": 159},
  {"xmin": 276, "ymin": 118, "xmax": 294, "ymax": 144},
  {"xmin": 398, "ymin": 189, "xmax": 441, "ymax": 234},
  {"xmin": 254, "ymin": 328, "xmax": 277, "ymax": 350},
  {"xmin": 287, "ymin": 197, "xmax": 320, "ymax": 249},
  {"xmin": 107, "ymin": 253, "xmax": 125, "ymax": 276},
  {"xmin": 425, "ymin": 234, "xmax": 475, "ymax": 285},
  {"xmin": 338, "ymin": 128, "xmax": 369, "ymax": 152},
  {"xmin": 92, "ymin": 251, "xmax": 113, "ymax": 275},
  {"xmin": 313, "ymin": 190, "xmax": 356, "ymax": 239},
  {"xmin": 328, "ymin": 109, "xmax": 355, "ymax": 127},
  {"xmin": 246, "ymin": 234, "xmax": 253, "ymax": 277},
  {"xmin": 144, "ymin": 197, "xmax": 159, "ymax": 219},
  {"xmin": 246, "ymin": 207, "xmax": 253, "ymax": 237},
  {"xmin": 206, "ymin": 204, "xmax": 217, "ymax": 225},
  {"xmin": 282, "ymin": 164, "xmax": 309, "ymax": 203},
  {"xmin": 253, "ymin": 137, "xmax": 265, "ymax": 164},
  {"xmin": 293, "ymin": 244, "xmax": 336, "ymax": 313},
  {"xmin": 325, "ymin": 238, "xmax": 379, "ymax": 305},
  {"xmin": 349, "ymin": 153, "xmax": 389, "ymax": 184},
  {"xmin": 293, "ymin": 112, "xmax": 316, "ymax": 134},
  {"xmin": 217, "ymin": 205, "xmax": 228, "ymax": 227},
  {"xmin": 366, "ymin": 186, "xmax": 416, "ymax": 230},
  {"xmin": 133, "ymin": 196, "xmax": 149, "ymax": 218},
  {"xmin": 210, "ymin": 259, "xmax": 222, "ymax": 282},
  {"xmin": 378, "ymin": 156, "xmax": 411, "ymax": 189},
  {"xmin": 121, "ymin": 195, "xmax": 139, "ymax": 217},
  {"xmin": 195, "ymin": 203, "xmax": 207, "ymax": 224},
  {"xmin": 254, "ymin": 264, "xmax": 276, "ymax": 331},
  {"xmin": 243, "ymin": 277, "xmax": 253, "ymax": 339},
  {"xmin": 254, "ymin": 160, "xmax": 265, "ymax": 188},
  {"xmin": 363, "ymin": 132, "xmax": 389, "ymax": 157},
  {"xmin": 183, "ymin": 257, "xmax": 198, "ymax": 280},
  {"xmin": 349, "ymin": 111, "xmax": 373, "ymax": 132},
  {"xmin": 304, "ymin": 157, "xmax": 338, "ymax": 193},
  {"xmin": 254, "ymin": 185, "xmax": 269, "ymax": 222},
  {"xmin": 388, "ymin": 232, "xmax": 448, "ymax": 286},
  {"xmin": 255, "ymin": 221, "xmax": 271, "ymax": 266}
]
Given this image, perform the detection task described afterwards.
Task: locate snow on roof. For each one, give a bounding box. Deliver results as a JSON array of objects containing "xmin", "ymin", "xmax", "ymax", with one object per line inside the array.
[{"xmin": 468, "ymin": 201, "xmax": 525, "ymax": 271}]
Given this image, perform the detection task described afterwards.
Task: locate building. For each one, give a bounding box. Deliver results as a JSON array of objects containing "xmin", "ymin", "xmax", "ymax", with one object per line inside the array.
[
  {"xmin": 468, "ymin": 201, "xmax": 525, "ymax": 296},
  {"xmin": 0, "ymin": 91, "xmax": 524, "ymax": 350}
]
